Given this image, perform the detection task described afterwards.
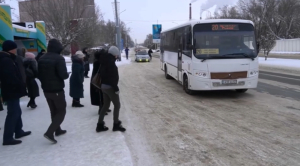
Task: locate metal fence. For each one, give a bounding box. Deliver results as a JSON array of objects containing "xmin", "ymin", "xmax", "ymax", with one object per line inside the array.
[{"xmin": 271, "ymin": 39, "xmax": 300, "ymax": 53}]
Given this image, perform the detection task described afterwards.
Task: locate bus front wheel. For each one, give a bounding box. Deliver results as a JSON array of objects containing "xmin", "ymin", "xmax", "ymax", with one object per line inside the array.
[
  {"xmin": 183, "ymin": 76, "xmax": 194, "ymax": 95},
  {"xmin": 165, "ymin": 66, "xmax": 171, "ymax": 79}
]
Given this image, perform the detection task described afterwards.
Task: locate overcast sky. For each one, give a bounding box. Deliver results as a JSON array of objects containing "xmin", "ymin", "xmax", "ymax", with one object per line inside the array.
[{"xmin": 5, "ymin": 0, "xmax": 237, "ymax": 43}]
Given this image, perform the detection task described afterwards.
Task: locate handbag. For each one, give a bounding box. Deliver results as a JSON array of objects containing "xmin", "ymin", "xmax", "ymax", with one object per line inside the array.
[{"xmin": 91, "ymin": 66, "xmax": 101, "ymax": 89}]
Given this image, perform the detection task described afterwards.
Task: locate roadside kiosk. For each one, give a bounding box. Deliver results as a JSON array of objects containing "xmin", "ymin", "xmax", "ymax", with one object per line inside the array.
[{"xmin": 0, "ymin": 4, "xmax": 47, "ymax": 55}]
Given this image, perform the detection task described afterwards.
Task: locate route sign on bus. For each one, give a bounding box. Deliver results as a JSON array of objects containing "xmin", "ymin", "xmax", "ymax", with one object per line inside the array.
[{"xmin": 212, "ymin": 24, "xmax": 239, "ymax": 31}]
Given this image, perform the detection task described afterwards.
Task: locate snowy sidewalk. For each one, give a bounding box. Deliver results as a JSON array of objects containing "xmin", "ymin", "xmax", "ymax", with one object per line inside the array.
[
  {"xmin": 0, "ymin": 59, "xmax": 133, "ymax": 166},
  {"xmin": 259, "ymin": 57, "xmax": 300, "ymax": 72}
]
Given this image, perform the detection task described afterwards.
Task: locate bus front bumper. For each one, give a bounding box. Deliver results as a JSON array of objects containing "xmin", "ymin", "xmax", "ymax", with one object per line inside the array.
[{"xmin": 189, "ymin": 75, "xmax": 258, "ymax": 91}]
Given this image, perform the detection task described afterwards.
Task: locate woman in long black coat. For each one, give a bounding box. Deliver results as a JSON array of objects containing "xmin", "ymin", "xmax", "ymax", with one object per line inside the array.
[
  {"xmin": 70, "ymin": 51, "xmax": 85, "ymax": 107},
  {"xmin": 90, "ymin": 49, "xmax": 111, "ymax": 115},
  {"xmin": 23, "ymin": 52, "xmax": 39, "ymax": 108}
]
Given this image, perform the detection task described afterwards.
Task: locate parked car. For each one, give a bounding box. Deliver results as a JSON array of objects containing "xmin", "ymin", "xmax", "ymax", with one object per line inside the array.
[{"xmin": 135, "ymin": 51, "xmax": 151, "ymax": 62}]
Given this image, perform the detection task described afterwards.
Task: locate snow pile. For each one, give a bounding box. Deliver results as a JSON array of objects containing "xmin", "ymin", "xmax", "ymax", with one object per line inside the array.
[
  {"xmin": 0, "ymin": 64, "xmax": 133, "ymax": 166},
  {"xmin": 259, "ymin": 57, "xmax": 300, "ymax": 70}
]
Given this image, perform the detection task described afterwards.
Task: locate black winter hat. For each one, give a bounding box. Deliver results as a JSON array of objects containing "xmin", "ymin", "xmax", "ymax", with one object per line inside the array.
[{"xmin": 2, "ymin": 40, "xmax": 17, "ymax": 52}]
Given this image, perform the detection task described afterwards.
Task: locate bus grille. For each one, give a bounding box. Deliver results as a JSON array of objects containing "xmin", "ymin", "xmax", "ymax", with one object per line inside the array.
[{"xmin": 210, "ymin": 71, "xmax": 248, "ymax": 79}]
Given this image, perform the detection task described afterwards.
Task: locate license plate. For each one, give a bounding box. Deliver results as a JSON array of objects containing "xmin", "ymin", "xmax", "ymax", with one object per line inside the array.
[{"xmin": 222, "ymin": 80, "xmax": 237, "ymax": 85}]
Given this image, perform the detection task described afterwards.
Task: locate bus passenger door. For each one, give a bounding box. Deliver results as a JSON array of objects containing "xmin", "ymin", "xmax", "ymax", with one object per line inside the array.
[{"xmin": 178, "ymin": 36, "xmax": 183, "ymax": 83}]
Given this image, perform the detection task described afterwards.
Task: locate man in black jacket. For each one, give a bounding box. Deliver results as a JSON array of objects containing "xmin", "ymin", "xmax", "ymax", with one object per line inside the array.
[
  {"xmin": 96, "ymin": 46, "xmax": 126, "ymax": 133},
  {"xmin": 38, "ymin": 39, "xmax": 69, "ymax": 144},
  {"xmin": 0, "ymin": 40, "xmax": 31, "ymax": 146}
]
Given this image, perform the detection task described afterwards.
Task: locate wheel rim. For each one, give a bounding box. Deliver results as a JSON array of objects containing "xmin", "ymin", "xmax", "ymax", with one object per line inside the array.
[
  {"xmin": 185, "ymin": 78, "xmax": 189, "ymax": 92},
  {"xmin": 165, "ymin": 67, "xmax": 167, "ymax": 77}
]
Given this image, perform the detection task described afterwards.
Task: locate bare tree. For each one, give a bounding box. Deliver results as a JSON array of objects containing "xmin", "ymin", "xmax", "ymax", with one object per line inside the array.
[
  {"xmin": 260, "ymin": 33, "xmax": 276, "ymax": 60},
  {"xmin": 20, "ymin": 0, "xmax": 103, "ymax": 49}
]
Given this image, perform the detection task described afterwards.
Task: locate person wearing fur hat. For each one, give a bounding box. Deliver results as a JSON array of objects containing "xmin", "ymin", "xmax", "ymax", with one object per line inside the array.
[
  {"xmin": 0, "ymin": 40, "xmax": 31, "ymax": 146},
  {"xmin": 23, "ymin": 52, "xmax": 39, "ymax": 109},
  {"xmin": 70, "ymin": 51, "xmax": 85, "ymax": 107},
  {"xmin": 96, "ymin": 46, "xmax": 126, "ymax": 133}
]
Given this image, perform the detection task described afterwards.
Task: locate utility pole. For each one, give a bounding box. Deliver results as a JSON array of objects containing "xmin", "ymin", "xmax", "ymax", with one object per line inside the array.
[{"xmin": 114, "ymin": 0, "xmax": 121, "ymax": 60}]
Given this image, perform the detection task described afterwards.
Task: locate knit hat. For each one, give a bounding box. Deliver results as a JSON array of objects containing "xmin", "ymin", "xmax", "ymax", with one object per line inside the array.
[
  {"xmin": 75, "ymin": 51, "xmax": 85, "ymax": 58},
  {"xmin": 25, "ymin": 52, "xmax": 36, "ymax": 59},
  {"xmin": 108, "ymin": 46, "xmax": 120, "ymax": 56},
  {"xmin": 2, "ymin": 40, "xmax": 17, "ymax": 52}
]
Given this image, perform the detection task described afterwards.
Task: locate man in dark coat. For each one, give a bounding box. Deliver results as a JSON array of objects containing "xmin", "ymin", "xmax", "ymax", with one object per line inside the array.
[
  {"xmin": 96, "ymin": 46, "xmax": 126, "ymax": 133},
  {"xmin": 0, "ymin": 82, "xmax": 3, "ymax": 111},
  {"xmin": 0, "ymin": 40, "xmax": 31, "ymax": 146},
  {"xmin": 38, "ymin": 39, "xmax": 69, "ymax": 144},
  {"xmin": 35, "ymin": 49, "xmax": 46, "ymax": 61},
  {"xmin": 148, "ymin": 48, "xmax": 153, "ymax": 59},
  {"xmin": 125, "ymin": 47, "xmax": 129, "ymax": 60},
  {"xmin": 82, "ymin": 48, "xmax": 90, "ymax": 78},
  {"xmin": 69, "ymin": 51, "xmax": 85, "ymax": 107}
]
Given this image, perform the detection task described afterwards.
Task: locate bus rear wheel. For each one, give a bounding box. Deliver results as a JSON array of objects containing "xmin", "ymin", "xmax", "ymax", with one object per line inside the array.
[
  {"xmin": 236, "ymin": 89, "xmax": 248, "ymax": 93},
  {"xmin": 183, "ymin": 76, "xmax": 194, "ymax": 95}
]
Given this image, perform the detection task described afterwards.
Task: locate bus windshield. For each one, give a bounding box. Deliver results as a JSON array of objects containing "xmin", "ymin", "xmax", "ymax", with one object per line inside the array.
[{"xmin": 193, "ymin": 23, "xmax": 257, "ymax": 60}]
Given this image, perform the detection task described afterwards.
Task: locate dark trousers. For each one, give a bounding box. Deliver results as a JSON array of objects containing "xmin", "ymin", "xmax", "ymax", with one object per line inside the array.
[
  {"xmin": 3, "ymin": 99, "xmax": 24, "ymax": 142},
  {"xmin": 44, "ymin": 91, "xmax": 66, "ymax": 135},
  {"xmin": 98, "ymin": 88, "xmax": 120, "ymax": 123},
  {"xmin": 126, "ymin": 53, "xmax": 128, "ymax": 59},
  {"xmin": 84, "ymin": 70, "xmax": 89, "ymax": 77}
]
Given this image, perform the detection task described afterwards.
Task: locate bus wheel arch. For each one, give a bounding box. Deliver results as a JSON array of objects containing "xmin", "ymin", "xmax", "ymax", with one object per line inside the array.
[
  {"xmin": 183, "ymin": 74, "xmax": 194, "ymax": 95},
  {"xmin": 164, "ymin": 64, "xmax": 171, "ymax": 79}
]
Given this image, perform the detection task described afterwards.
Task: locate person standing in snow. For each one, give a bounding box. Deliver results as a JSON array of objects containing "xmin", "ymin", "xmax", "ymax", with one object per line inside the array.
[
  {"xmin": 0, "ymin": 82, "xmax": 3, "ymax": 111},
  {"xmin": 38, "ymin": 39, "xmax": 69, "ymax": 144},
  {"xmin": 70, "ymin": 51, "xmax": 85, "ymax": 107},
  {"xmin": 90, "ymin": 49, "xmax": 111, "ymax": 115},
  {"xmin": 148, "ymin": 48, "xmax": 153, "ymax": 59},
  {"xmin": 125, "ymin": 47, "xmax": 129, "ymax": 60},
  {"xmin": 23, "ymin": 52, "xmax": 39, "ymax": 109},
  {"xmin": 82, "ymin": 48, "xmax": 90, "ymax": 78},
  {"xmin": 35, "ymin": 49, "xmax": 46, "ymax": 62},
  {"xmin": 16, "ymin": 47, "xmax": 27, "ymax": 84},
  {"xmin": 96, "ymin": 46, "xmax": 126, "ymax": 133},
  {"xmin": 0, "ymin": 40, "xmax": 31, "ymax": 146}
]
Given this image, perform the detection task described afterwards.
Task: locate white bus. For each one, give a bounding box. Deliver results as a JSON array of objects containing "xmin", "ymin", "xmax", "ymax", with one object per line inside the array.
[{"xmin": 160, "ymin": 19, "xmax": 259, "ymax": 94}]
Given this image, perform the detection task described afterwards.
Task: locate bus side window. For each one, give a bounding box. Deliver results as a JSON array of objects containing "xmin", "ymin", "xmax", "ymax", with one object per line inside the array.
[{"xmin": 183, "ymin": 26, "xmax": 192, "ymax": 57}]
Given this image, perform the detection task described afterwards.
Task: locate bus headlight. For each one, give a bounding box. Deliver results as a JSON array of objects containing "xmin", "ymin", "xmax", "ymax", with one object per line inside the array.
[
  {"xmin": 194, "ymin": 70, "xmax": 208, "ymax": 78},
  {"xmin": 249, "ymin": 70, "xmax": 259, "ymax": 77}
]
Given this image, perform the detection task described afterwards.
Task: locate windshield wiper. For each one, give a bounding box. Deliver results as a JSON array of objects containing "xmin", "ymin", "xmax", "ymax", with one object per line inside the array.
[{"xmin": 222, "ymin": 53, "xmax": 255, "ymax": 61}]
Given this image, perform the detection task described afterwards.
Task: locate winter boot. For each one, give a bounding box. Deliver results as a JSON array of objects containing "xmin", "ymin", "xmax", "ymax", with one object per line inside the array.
[
  {"xmin": 55, "ymin": 129, "xmax": 67, "ymax": 136},
  {"xmin": 72, "ymin": 100, "xmax": 84, "ymax": 107},
  {"xmin": 3, "ymin": 139, "xmax": 22, "ymax": 146},
  {"xmin": 15, "ymin": 131, "xmax": 32, "ymax": 139},
  {"xmin": 113, "ymin": 121, "xmax": 126, "ymax": 132},
  {"xmin": 44, "ymin": 133, "xmax": 57, "ymax": 144},
  {"xmin": 96, "ymin": 122, "xmax": 109, "ymax": 132}
]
